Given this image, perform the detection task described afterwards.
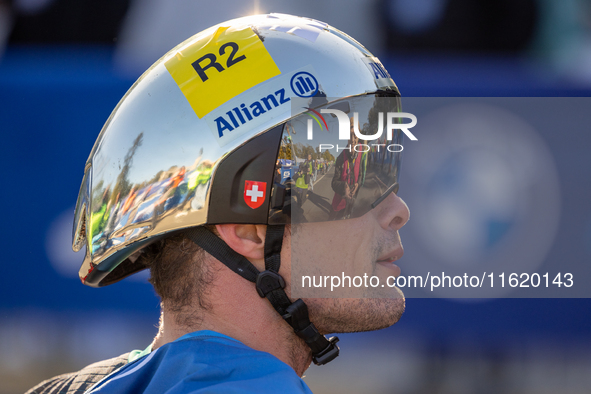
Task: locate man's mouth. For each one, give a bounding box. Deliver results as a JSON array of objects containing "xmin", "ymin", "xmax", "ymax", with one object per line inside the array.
[{"xmin": 375, "ymin": 249, "xmax": 404, "ymax": 277}]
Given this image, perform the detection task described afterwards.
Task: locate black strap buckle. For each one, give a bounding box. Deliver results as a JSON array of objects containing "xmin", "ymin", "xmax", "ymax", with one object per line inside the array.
[
  {"xmin": 312, "ymin": 336, "xmax": 340, "ymax": 365},
  {"xmin": 255, "ymin": 270, "xmax": 286, "ymax": 298},
  {"xmin": 283, "ymin": 299, "xmax": 341, "ymax": 366}
]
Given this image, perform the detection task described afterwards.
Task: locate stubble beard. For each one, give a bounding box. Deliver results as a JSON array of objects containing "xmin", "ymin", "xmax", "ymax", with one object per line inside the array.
[
  {"xmin": 289, "ymin": 222, "xmax": 406, "ymax": 334},
  {"xmin": 304, "ymin": 294, "xmax": 405, "ymax": 335}
]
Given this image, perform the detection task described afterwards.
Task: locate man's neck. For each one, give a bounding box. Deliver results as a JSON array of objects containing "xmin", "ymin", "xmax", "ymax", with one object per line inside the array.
[{"xmin": 151, "ymin": 271, "xmax": 312, "ymax": 376}]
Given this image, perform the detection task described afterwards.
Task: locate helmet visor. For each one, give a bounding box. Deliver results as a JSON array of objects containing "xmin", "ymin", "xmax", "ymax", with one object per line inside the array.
[{"xmin": 270, "ymin": 93, "xmax": 404, "ymax": 224}]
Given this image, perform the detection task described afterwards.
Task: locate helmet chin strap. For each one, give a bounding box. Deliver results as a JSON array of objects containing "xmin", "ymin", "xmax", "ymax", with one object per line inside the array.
[{"xmin": 186, "ymin": 225, "xmax": 340, "ymax": 365}]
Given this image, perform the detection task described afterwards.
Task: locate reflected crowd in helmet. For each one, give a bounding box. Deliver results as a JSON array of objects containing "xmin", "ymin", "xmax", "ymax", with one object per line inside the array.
[
  {"xmin": 276, "ymin": 95, "xmax": 402, "ymax": 223},
  {"xmin": 88, "ymin": 138, "xmax": 215, "ymax": 258}
]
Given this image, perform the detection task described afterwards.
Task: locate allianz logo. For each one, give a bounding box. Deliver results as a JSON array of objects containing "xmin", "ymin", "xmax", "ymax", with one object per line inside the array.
[{"xmin": 214, "ymin": 71, "xmax": 319, "ymax": 138}]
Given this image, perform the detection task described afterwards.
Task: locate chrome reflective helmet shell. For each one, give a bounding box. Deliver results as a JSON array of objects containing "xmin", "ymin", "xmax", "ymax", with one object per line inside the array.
[{"xmin": 73, "ymin": 13, "xmax": 400, "ymax": 287}]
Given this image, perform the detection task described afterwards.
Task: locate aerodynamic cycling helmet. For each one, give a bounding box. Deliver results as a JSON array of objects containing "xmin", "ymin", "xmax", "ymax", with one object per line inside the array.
[{"xmin": 73, "ymin": 14, "xmax": 404, "ymax": 365}]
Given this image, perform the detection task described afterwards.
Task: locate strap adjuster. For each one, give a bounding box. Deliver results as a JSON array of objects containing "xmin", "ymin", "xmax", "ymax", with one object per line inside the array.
[
  {"xmin": 312, "ymin": 336, "xmax": 340, "ymax": 365},
  {"xmin": 255, "ymin": 270, "xmax": 286, "ymax": 298}
]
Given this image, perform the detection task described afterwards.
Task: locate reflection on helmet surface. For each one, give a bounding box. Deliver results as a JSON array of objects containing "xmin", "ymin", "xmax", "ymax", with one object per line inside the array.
[
  {"xmin": 88, "ymin": 135, "xmax": 215, "ymax": 260},
  {"xmin": 273, "ymin": 94, "xmax": 403, "ymax": 223}
]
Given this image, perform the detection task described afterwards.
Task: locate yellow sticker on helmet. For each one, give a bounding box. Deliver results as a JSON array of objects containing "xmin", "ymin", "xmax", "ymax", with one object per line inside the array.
[{"xmin": 165, "ymin": 26, "xmax": 281, "ymax": 118}]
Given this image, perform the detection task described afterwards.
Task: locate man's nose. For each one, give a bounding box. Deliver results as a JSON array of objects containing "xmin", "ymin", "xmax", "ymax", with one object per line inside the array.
[{"xmin": 376, "ymin": 192, "xmax": 410, "ymax": 231}]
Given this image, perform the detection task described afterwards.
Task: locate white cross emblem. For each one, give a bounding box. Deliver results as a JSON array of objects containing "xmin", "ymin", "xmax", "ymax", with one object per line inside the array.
[{"xmin": 246, "ymin": 184, "xmax": 264, "ymax": 202}]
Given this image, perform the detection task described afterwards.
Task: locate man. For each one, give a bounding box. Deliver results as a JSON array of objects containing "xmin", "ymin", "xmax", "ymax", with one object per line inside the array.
[
  {"xmin": 303, "ymin": 153, "xmax": 314, "ymax": 191},
  {"xmin": 27, "ymin": 13, "xmax": 408, "ymax": 393},
  {"xmin": 330, "ymin": 117, "xmax": 368, "ymax": 220}
]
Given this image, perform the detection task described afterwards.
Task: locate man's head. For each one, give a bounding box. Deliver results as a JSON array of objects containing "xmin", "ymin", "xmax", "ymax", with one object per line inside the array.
[
  {"xmin": 349, "ymin": 116, "xmax": 360, "ymax": 147},
  {"xmin": 72, "ymin": 14, "xmax": 404, "ymax": 365}
]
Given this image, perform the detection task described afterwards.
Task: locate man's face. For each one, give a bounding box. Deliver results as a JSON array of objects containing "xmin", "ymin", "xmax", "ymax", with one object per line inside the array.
[
  {"xmin": 280, "ymin": 191, "xmax": 409, "ymax": 334},
  {"xmin": 349, "ymin": 118, "xmax": 360, "ymax": 147}
]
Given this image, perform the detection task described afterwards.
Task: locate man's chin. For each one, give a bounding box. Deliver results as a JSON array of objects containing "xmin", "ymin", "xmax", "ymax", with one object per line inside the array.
[{"xmin": 305, "ymin": 295, "xmax": 405, "ymax": 335}]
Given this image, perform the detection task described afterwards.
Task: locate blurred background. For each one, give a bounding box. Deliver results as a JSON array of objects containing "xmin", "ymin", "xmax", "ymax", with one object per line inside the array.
[{"xmin": 1, "ymin": 0, "xmax": 591, "ymax": 393}]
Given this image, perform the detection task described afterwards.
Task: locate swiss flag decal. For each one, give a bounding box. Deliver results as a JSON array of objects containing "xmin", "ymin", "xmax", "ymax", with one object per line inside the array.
[{"xmin": 244, "ymin": 180, "xmax": 267, "ymax": 209}]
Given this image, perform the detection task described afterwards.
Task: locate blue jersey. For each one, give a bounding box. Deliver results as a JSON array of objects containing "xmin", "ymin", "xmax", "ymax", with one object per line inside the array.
[{"xmin": 87, "ymin": 330, "xmax": 313, "ymax": 394}]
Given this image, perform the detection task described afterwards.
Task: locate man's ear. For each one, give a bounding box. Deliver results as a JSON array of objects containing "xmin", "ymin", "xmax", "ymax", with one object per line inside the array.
[{"xmin": 215, "ymin": 224, "xmax": 267, "ymax": 262}]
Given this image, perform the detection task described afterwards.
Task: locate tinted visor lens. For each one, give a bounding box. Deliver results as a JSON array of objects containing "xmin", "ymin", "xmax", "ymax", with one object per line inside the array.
[{"xmin": 269, "ymin": 93, "xmax": 403, "ymax": 224}]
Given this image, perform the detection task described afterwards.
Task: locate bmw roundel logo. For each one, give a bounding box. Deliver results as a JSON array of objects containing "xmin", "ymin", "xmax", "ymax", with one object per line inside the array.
[
  {"xmin": 402, "ymin": 102, "xmax": 561, "ymax": 298},
  {"xmin": 290, "ymin": 72, "xmax": 319, "ymax": 97}
]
